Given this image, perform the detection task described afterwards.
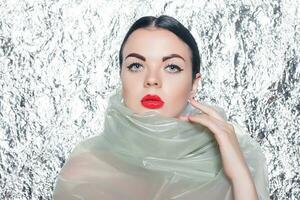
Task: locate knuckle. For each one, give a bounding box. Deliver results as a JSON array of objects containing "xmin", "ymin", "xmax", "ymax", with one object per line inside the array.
[{"xmin": 226, "ymin": 123, "xmax": 235, "ymax": 132}]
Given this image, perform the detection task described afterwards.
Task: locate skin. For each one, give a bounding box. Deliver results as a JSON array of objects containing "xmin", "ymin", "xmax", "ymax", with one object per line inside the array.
[
  {"xmin": 120, "ymin": 27, "xmax": 200, "ymax": 118},
  {"xmin": 120, "ymin": 27, "xmax": 258, "ymax": 200}
]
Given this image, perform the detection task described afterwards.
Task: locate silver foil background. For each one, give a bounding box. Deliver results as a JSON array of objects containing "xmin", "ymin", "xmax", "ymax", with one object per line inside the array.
[{"xmin": 0, "ymin": 0, "xmax": 299, "ymax": 199}]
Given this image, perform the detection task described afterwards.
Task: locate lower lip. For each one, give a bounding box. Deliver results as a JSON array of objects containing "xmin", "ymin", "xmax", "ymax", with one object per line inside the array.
[{"xmin": 141, "ymin": 100, "xmax": 164, "ymax": 109}]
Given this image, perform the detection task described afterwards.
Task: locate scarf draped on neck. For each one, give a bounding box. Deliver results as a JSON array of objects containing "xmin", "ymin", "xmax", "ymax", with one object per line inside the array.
[{"xmin": 53, "ymin": 87, "xmax": 270, "ymax": 200}]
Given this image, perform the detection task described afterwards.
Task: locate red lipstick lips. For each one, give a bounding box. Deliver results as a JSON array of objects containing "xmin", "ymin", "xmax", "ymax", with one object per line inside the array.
[{"xmin": 141, "ymin": 94, "xmax": 164, "ymax": 109}]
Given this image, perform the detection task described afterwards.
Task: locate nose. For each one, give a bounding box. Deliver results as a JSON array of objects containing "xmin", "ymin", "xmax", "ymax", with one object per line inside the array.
[
  {"xmin": 146, "ymin": 82, "xmax": 158, "ymax": 86},
  {"xmin": 144, "ymin": 70, "xmax": 161, "ymax": 88}
]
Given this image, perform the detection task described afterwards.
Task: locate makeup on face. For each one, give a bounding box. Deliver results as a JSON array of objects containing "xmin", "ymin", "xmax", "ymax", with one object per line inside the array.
[
  {"xmin": 125, "ymin": 53, "xmax": 186, "ymax": 62},
  {"xmin": 121, "ymin": 28, "xmax": 196, "ymax": 117},
  {"xmin": 141, "ymin": 94, "xmax": 164, "ymax": 109}
]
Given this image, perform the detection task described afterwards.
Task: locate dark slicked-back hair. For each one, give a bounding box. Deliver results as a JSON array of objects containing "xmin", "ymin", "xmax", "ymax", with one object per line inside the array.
[{"xmin": 118, "ymin": 15, "xmax": 201, "ymax": 80}]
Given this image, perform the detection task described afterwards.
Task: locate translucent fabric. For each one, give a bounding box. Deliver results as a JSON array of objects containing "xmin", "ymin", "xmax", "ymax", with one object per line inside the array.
[{"xmin": 53, "ymin": 87, "xmax": 270, "ymax": 200}]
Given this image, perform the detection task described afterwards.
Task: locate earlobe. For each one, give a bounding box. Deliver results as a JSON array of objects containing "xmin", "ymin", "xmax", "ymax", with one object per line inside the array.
[
  {"xmin": 192, "ymin": 73, "xmax": 201, "ymax": 91},
  {"xmin": 195, "ymin": 72, "xmax": 201, "ymax": 80},
  {"xmin": 189, "ymin": 73, "xmax": 201, "ymax": 99}
]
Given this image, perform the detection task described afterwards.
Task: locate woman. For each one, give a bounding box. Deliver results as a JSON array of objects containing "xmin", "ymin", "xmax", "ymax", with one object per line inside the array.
[{"xmin": 53, "ymin": 15, "xmax": 269, "ymax": 200}]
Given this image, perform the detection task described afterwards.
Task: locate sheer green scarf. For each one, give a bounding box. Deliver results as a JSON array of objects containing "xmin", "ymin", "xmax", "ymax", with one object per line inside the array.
[
  {"xmin": 101, "ymin": 87, "xmax": 223, "ymax": 181},
  {"xmin": 53, "ymin": 87, "xmax": 270, "ymax": 200}
]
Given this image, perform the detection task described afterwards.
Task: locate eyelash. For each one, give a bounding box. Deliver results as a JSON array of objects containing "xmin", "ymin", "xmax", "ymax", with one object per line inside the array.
[{"xmin": 126, "ymin": 62, "xmax": 183, "ymax": 73}]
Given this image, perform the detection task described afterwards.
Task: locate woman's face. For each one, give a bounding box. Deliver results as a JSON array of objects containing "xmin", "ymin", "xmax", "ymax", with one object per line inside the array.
[{"xmin": 120, "ymin": 27, "xmax": 200, "ymax": 118}]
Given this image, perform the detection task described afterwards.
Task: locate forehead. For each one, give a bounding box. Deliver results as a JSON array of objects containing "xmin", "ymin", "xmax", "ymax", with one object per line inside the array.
[{"xmin": 123, "ymin": 28, "xmax": 192, "ymax": 61}]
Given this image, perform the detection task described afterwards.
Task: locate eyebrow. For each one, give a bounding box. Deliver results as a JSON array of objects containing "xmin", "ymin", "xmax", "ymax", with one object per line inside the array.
[{"xmin": 125, "ymin": 53, "xmax": 185, "ymax": 62}]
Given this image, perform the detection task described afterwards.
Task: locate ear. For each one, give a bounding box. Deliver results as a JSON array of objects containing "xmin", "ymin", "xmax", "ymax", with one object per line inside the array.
[{"xmin": 191, "ymin": 73, "xmax": 201, "ymax": 92}]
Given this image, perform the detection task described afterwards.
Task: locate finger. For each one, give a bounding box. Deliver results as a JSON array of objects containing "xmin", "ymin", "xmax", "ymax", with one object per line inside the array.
[
  {"xmin": 188, "ymin": 114, "xmax": 234, "ymax": 144},
  {"xmin": 188, "ymin": 98, "xmax": 225, "ymax": 122}
]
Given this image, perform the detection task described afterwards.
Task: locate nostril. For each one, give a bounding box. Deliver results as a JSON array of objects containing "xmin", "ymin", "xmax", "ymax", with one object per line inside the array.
[{"xmin": 147, "ymin": 82, "xmax": 158, "ymax": 86}]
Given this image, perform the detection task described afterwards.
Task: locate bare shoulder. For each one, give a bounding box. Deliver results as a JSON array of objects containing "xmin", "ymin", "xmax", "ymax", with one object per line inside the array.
[{"xmin": 58, "ymin": 135, "xmax": 114, "ymax": 180}]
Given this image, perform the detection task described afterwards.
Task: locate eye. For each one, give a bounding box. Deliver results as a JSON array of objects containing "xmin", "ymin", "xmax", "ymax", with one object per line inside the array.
[
  {"xmin": 165, "ymin": 64, "xmax": 183, "ymax": 73},
  {"xmin": 126, "ymin": 62, "xmax": 143, "ymax": 72}
]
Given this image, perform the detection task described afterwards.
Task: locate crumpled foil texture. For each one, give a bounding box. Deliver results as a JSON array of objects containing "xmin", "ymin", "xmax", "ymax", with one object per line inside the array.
[{"xmin": 0, "ymin": 0, "xmax": 299, "ymax": 199}]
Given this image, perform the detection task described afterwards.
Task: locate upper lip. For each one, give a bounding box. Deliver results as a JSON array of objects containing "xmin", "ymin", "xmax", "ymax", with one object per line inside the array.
[{"xmin": 141, "ymin": 94, "xmax": 164, "ymax": 102}]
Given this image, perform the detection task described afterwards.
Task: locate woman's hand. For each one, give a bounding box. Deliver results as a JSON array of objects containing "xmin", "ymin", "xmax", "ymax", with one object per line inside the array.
[
  {"xmin": 177, "ymin": 96, "xmax": 259, "ymax": 200},
  {"xmin": 177, "ymin": 97, "xmax": 246, "ymax": 180}
]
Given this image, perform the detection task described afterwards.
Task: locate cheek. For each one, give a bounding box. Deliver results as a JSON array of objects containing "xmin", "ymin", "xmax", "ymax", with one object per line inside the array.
[
  {"xmin": 121, "ymin": 73, "xmax": 143, "ymax": 103},
  {"xmin": 122, "ymin": 74, "xmax": 142, "ymax": 87},
  {"xmin": 173, "ymin": 85, "xmax": 191, "ymax": 102},
  {"xmin": 164, "ymin": 80, "xmax": 191, "ymax": 117},
  {"xmin": 165, "ymin": 76, "xmax": 192, "ymax": 104}
]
